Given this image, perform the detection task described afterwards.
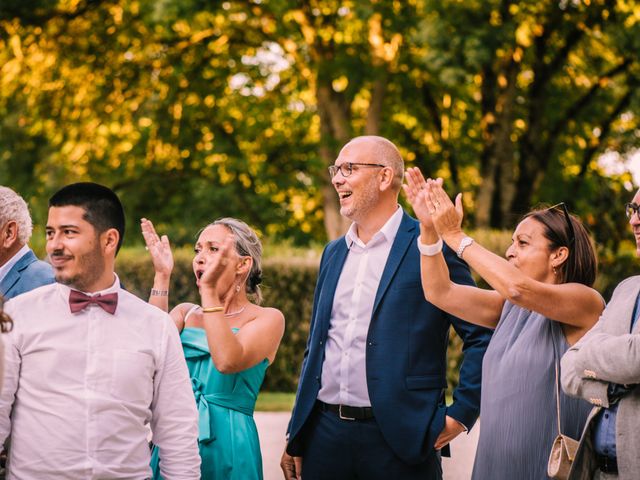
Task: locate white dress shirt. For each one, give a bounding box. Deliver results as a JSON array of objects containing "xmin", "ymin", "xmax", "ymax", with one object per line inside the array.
[
  {"xmin": 317, "ymin": 207, "xmax": 403, "ymax": 407},
  {"xmin": 0, "ymin": 244, "xmax": 30, "ymax": 283},
  {"xmin": 0, "ymin": 275, "xmax": 200, "ymax": 480}
]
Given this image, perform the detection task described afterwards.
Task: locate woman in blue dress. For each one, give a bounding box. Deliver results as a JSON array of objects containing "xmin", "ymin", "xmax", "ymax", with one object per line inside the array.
[
  {"xmin": 404, "ymin": 169, "xmax": 603, "ymax": 479},
  {"xmin": 141, "ymin": 217, "xmax": 285, "ymax": 480}
]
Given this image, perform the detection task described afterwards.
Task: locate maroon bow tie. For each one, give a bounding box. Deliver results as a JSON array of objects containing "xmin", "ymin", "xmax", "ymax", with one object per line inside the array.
[{"xmin": 69, "ymin": 290, "xmax": 118, "ymax": 315}]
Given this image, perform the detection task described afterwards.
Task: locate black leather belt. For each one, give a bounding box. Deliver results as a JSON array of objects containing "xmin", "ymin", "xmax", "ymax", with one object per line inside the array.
[
  {"xmin": 595, "ymin": 453, "xmax": 618, "ymax": 474},
  {"xmin": 317, "ymin": 401, "xmax": 374, "ymax": 421}
]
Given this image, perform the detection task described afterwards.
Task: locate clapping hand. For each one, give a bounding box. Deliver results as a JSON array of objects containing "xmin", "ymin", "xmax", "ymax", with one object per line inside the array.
[
  {"xmin": 403, "ymin": 168, "xmax": 442, "ymax": 231},
  {"xmin": 141, "ymin": 218, "xmax": 173, "ymax": 277},
  {"xmin": 424, "ymin": 180, "xmax": 464, "ymax": 239}
]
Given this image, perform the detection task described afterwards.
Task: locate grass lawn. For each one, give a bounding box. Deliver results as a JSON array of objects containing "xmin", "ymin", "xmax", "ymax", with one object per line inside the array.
[
  {"xmin": 255, "ymin": 392, "xmax": 454, "ymax": 412},
  {"xmin": 255, "ymin": 392, "xmax": 296, "ymax": 412}
]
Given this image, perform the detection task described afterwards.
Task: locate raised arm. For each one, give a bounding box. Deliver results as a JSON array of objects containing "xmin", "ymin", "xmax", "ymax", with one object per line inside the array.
[
  {"xmin": 404, "ymin": 168, "xmax": 504, "ymax": 328},
  {"xmin": 425, "ymin": 180, "xmax": 602, "ymax": 343},
  {"xmin": 198, "ymin": 235, "xmax": 285, "ymax": 373},
  {"xmin": 141, "ymin": 218, "xmax": 173, "ymax": 312}
]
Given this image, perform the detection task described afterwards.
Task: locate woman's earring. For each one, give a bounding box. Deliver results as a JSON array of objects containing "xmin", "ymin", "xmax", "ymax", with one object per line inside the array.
[
  {"xmin": 236, "ymin": 284, "xmax": 241, "ymax": 293},
  {"xmin": 552, "ymin": 266, "xmax": 557, "ymax": 276}
]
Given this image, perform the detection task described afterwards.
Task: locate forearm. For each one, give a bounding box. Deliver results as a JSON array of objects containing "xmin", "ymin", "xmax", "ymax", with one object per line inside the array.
[
  {"xmin": 574, "ymin": 333, "xmax": 640, "ymax": 385},
  {"xmin": 149, "ymin": 273, "xmax": 171, "ymax": 312},
  {"xmin": 561, "ymin": 346, "xmax": 610, "ymax": 405},
  {"xmin": 442, "ymin": 231, "xmax": 530, "ymax": 302},
  {"xmin": 200, "ymin": 291, "xmax": 245, "ymax": 373},
  {"xmin": 419, "ymin": 227, "xmax": 457, "ymax": 306}
]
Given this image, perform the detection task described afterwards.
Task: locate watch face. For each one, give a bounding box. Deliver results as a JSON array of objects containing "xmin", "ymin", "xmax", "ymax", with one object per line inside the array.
[{"xmin": 457, "ymin": 237, "xmax": 473, "ymax": 258}]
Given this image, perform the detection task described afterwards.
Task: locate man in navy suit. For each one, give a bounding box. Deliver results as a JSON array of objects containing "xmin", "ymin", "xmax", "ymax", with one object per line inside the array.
[
  {"xmin": 0, "ymin": 186, "xmax": 54, "ymax": 300},
  {"xmin": 280, "ymin": 136, "xmax": 492, "ymax": 479}
]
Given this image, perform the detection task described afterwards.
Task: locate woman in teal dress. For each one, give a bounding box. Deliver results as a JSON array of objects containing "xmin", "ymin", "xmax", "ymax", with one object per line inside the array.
[{"xmin": 141, "ymin": 217, "xmax": 285, "ymax": 480}]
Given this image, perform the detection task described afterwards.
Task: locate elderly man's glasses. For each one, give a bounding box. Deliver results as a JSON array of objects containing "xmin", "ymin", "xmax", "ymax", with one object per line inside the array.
[
  {"xmin": 548, "ymin": 202, "xmax": 575, "ymax": 246},
  {"xmin": 625, "ymin": 203, "xmax": 640, "ymax": 220},
  {"xmin": 328, "ymin": 162, "xmax": 386, "ymax": 178}
]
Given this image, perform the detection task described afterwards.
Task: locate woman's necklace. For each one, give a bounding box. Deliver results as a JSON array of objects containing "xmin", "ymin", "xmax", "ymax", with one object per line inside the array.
[{"xmin": 223, "ymin": 305, "xmax": 247, "ymax": 317}]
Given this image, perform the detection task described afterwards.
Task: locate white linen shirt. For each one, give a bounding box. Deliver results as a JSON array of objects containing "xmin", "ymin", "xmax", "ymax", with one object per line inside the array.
[
  {"xmin": 0, "ymin": 276, "xmax": 200, "ymax": 480},
  {"xmin": 317, "ymin": 207, "xmax": 403, "ymax": 407}
]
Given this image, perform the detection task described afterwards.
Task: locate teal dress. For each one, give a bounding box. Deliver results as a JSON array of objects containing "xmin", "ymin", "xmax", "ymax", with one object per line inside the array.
[{"xmin": 150, "ymin": 326, "xmax": 268, "ymax": 479}]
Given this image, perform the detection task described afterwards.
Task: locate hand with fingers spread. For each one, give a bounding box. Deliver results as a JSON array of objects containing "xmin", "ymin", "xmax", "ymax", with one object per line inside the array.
[
  {"xmin": 424, "ymin": 179, "xmax": 464, "ymax": 240},
  {"xmin": 403, "ymin": 167, "xmax": 442, "ymax": 231},
  {"xmin": 141, "ymin": 218, "xmax": 174, "ymax": 278},
  {"xmin": 198, "ymin": 234, "xmax": 237, "ymax": 295}
]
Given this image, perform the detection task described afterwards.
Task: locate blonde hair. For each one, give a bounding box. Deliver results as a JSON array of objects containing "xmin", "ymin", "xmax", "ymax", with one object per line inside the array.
[{"xmin": 209, "ymin": 218, "xmax": 263, "ymax": 304}]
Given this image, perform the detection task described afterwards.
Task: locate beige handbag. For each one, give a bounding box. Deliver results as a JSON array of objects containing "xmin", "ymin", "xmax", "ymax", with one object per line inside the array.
[{"xmin": 547, "ymin": 360, "xmax": 580, "ymax": 480}]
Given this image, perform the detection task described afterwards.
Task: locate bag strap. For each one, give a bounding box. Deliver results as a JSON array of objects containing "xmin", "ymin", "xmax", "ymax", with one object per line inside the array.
[
  {"xmin": 550, "ymin": 322, "xmax": 562, "ymax": 437},
  {"xmin": 555, "ymin": 358, "xmax": 562, "ymax": 437}
]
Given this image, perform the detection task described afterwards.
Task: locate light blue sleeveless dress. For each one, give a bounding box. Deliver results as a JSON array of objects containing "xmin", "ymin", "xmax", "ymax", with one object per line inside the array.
[
  {"xmin": 150, "ymin": 311, "xmax": 268, "ymax": 479},
  {"xmin": 471, "ymin": 302, "xmax": 592, "ymax": 479}
]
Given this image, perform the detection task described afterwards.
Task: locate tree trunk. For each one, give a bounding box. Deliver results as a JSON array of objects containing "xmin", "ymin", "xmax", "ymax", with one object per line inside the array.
[{"xmin": 316, "ymin": 82, "xmax": 351, "ymax": 240}]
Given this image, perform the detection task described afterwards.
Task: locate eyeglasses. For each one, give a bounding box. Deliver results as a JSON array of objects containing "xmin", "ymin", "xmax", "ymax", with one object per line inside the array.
[
  {"xmin": 548, "ymin": 202, "xmax": 575, "ymax": 246},
  {"xmin": 625, "ymin": 202, "xmax": 640, "ymax": 220},
  {"xmin": 328, "ymin": 162, "xmax": 386, "ymax": 178}
]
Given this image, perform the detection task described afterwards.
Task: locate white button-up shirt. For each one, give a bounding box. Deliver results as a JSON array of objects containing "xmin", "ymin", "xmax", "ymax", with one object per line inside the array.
[
  {"xmin": 317, "ymin": 207, "xmax": 403, "ymax": 407},
  {"xmin": 0, "ymin": 276, "xmax": 200, "ymax": 480}
]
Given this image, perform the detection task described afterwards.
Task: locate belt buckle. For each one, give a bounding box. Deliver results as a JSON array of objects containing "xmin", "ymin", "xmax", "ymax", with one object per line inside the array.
[{"xmin": 338, "ymin": 405, "xmax": 355, "ymax": 421}]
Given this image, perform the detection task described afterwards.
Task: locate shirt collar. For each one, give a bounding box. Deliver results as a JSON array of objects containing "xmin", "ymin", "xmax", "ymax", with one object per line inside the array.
[
  {"xmin": 344, "ymin": 206, "xmax": 403, "ymax": 248},
  {"xmin": 57, "ymin": 272, "xmax": 121, "ymax": 300},
  {"xmin": 0, "ymin": 244, "xmax": 31, "ymax": 283}
]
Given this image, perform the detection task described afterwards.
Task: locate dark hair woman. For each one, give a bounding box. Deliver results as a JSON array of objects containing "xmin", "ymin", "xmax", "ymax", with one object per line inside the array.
[{"xmin": 404, "ymin": 168, "xmax": 602, "ymax": 480}]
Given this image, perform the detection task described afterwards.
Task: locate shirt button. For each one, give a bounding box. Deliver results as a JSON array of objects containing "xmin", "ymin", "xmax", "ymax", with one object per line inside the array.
[{"xmin": 604, "ymin": 413, "xmax": 609, "ymax": 419}]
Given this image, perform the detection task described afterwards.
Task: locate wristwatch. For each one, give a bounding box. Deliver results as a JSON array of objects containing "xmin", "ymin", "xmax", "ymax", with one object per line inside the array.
[{"xmin": 456, "ymin": 236, "xmax": 474, "ymax": 258}]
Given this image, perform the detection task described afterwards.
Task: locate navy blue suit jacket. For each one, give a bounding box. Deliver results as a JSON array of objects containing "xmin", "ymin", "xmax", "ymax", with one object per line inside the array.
[
  {"xmin": 0, "ymin": 249, "xmax": 55, "ymax": 300},
  {"xmin": 287, "ymin": 212, "xmax": 492, "ymax": 465}
]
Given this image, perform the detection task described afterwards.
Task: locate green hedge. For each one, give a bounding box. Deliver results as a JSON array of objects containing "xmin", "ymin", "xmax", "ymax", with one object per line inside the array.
[
  {"xmin": 116, "ymin": 248, "xmax": 316, "ymax": 392},
  {"xmin": 116, "ymin": 234, "xmax": 638, "ymax": 393}
]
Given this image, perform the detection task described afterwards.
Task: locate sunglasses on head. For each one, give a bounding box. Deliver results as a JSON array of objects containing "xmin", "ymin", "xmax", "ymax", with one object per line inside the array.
[{"xmin": 547, "ymin": 202, "xmax": 575, "ymax": 246}]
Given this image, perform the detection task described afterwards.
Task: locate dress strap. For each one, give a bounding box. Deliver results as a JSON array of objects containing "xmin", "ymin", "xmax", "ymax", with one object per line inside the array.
[{"xmin": 184, "ymin": 304, "xmax": 201, "ymax": 322}]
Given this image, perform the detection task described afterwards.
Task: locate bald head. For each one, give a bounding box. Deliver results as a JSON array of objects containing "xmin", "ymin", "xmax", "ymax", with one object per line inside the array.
[{"xmin": 341, "ymin": 136, "xmax": 404, "ymax": 191}]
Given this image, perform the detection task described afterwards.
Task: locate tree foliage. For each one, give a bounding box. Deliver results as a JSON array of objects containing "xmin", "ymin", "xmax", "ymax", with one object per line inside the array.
[{"xmin": 1, "ymin": 0, "xmax": 639, "ymax": 250}]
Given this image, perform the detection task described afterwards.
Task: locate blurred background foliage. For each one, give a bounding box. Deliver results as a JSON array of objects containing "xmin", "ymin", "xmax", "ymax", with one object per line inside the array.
[{"xmin": 1, "ymin": 0, "xmax": 639, "ymax": 252}]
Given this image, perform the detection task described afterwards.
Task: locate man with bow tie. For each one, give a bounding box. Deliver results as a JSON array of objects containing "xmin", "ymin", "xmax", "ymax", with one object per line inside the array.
[{"xmin": 0, "ymin": 182, "xmax": 200, "ymax": 479}]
